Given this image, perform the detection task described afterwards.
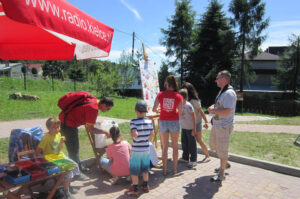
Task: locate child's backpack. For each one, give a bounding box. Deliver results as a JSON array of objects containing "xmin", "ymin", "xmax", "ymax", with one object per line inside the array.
[
  {"xmin": 58, "ymin": 91, "xmax": 96, "ymax": 122},
  {"xmin": 9, "ymin": 126, "xmax": 44, "ymax": 162}
]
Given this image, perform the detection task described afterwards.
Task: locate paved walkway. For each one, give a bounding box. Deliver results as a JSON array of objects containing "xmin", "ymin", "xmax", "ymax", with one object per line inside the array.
[
  {"xmin": 70, "ymin": 150, "xmax": 300, "ymax": 199},
  {"xmin": 0, "ymin": 115, "xmax": 299, "ymax": 138},
  {"xmin": 0, "ymin": 116, "xmax": 299, "ymax": 198}
]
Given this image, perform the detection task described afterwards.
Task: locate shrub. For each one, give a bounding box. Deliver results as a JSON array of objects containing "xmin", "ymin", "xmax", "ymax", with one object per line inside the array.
[{"xmin": 243, "ymin": 95, "xmax": 299, "ymax": 116}]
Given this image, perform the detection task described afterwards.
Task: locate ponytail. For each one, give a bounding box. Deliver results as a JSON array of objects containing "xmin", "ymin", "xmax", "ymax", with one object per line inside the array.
[{"xmin": 109, "ymin": 125, "xmax": 120, "ymax": 144}]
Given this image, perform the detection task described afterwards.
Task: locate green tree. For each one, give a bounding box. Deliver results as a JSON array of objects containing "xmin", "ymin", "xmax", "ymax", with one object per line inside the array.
[
  {"xmin": 229, "ymin": 0, "xmax": 269, "ymax": 92},
  {"xmin": 42, "ymin": 61, "xmax": 64, "ymax": 91},
  {"xmin": 88, "ymin": 60, "xmax": 118, "ymax": 97},
  {"xmin": 69, "ymin": 69, "xmax": 84, "ymax": 91},
  {"xmin": 158, "ymin": 61, "xmax": 173, "ymax": 91},
  {"xmin": 188, "ymin": 0, "xmax": 236, "ymax": 105},
  {"xmin": 160, "ymin": 0, "xmax": 195, "ymax": 85},
  {"xmin": 273, "ymin": 34, "xmax": 300, "ymax": 99},
  {"xmin": 117, "ymin": 51, "xmax": 137, "ymax": 97},
  {"xmin": 42, "ymin": 61, "xmax": 64, "ymax": 80},
  {"xmin": 31, "ymin": 67, "xmax": 38, "ymax": 77}
]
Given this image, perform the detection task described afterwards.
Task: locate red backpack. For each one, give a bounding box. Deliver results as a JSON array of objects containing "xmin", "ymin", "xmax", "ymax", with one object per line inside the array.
[{"xmin": 58, "ymin": 91, "xmax": 96, "ymax": 122}]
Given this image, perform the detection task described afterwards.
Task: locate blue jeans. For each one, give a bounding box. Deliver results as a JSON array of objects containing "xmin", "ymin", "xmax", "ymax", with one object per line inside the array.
[{"xmin": 181, "ymin": 129, "xmax": 197, "ymax": 162}]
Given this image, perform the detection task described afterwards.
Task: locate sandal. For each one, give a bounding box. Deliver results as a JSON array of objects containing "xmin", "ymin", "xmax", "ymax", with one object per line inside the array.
[
  {"xmin": 201, "ymin": 157, "xmax": 211, "ymax": 163},
  {"xmin": 214, "ymin": 163, "xmax": 231, "ymax": 173}
]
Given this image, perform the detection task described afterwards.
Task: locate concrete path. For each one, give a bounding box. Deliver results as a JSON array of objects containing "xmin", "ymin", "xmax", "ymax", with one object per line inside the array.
[
  {"xmin": 70, "ymin": 150, "xmax": 300, "ymax": 199},
  {"xmin": 0, "ymin": 116, "xmax": 130, "ymax": 138},
  {"xmin": 0, "ymin": 116, "xmax": 299, "ymax": 198},
  {"xmin": 0, "ymin": 115, "xmax": 299, "ymax": 138}
]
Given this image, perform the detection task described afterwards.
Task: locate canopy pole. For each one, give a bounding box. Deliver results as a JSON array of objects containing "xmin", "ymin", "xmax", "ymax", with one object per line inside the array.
[{"xmin": 142, "ymin": 43, "xmax": 149, "ymax": 61}]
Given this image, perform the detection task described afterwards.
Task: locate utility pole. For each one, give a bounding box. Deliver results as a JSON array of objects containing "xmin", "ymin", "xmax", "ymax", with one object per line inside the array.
[{"xmin": 132, "ymin": 32, "xmax": 135, "ymax": 58}]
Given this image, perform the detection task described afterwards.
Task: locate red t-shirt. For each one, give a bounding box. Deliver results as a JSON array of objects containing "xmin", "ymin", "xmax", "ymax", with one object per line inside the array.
[
  {"xmin": 157, "ymin": 90, "xmax": 183, "ymax": 121},
  {"xmin": 59, "ymin": 97, "xmax": 98, "ymax": 128}
]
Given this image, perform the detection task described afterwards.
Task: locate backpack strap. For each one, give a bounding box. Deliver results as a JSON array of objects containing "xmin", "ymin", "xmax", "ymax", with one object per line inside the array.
[
  {"xmin": 63, "ymin": 96, "xmax": 96, "ymax": 123},
  {"xmin": 62, "ymin": 95, "xmax": 94, "ymax": 112}
]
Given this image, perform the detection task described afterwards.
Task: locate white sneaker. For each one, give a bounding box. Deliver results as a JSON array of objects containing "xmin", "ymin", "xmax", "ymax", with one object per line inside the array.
[
  {"xmin": 187, "ymin": 161, "xmax": 197, "ymax": 168},
  {"xmin": 110, "ymin": 176, "xmax": 119, "ymax": 185}
]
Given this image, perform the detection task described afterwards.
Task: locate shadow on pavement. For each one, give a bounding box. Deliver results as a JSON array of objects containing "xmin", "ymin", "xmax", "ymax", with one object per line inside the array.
[
  {"xmin": 80, "ymin": 165, "xmax": 169, "ymax": 198},
  {"xmin": 183, "ymin": 175, "xmax": 222, "ymax": 199}
]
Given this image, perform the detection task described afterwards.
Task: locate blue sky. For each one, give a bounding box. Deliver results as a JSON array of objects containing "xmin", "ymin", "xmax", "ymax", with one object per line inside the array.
[{"xmin": 67, "ymin": 0, "xmax": 300, "ymax": 68}]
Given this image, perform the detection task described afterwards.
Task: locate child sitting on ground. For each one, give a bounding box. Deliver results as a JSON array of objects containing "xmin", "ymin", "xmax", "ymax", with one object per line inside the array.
[
  {"xmin": 36, "ymin": 118, "xmax": 81, "ymax": 199},
  {"xmin": 125, "ymin": 100, "xmax": 154, "ymax": 196},
  {"xmin": 100, "ymin": 125, "xmax": 131, "ymax": 184}
]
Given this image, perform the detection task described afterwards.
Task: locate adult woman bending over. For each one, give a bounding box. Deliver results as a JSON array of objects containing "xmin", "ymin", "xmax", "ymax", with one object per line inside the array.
[{"xmin": 153, "ymin": 75, "xmax": 183, "ymax": 175}]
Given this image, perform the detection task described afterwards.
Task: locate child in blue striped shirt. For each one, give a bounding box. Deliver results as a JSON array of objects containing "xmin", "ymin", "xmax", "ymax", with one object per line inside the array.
[{"xmin": 125, "ymin": 100, "xmax": 154, "ymax": 196}]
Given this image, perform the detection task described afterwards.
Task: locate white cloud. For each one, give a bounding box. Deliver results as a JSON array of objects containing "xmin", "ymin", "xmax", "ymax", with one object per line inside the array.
[
  {"xmin": 148, "ymin": 46, "xmax": 166, "ymax": 52},
  {"xmin": 270, "ymin": 20, "xmax": 300, "ymax": 28},
  {"xmin": 101, "ymin": 50, "xmax": 122, "ymax": 62},
  {"xmin": 120, "ymin": 0, "xmax": 142, "ymax": 21},
  {"xmin": 261, "ymin": 21, "xmax": 300, "ymax": 50},
  {"xmin": 104, "ymin": 45, "xmax": 168, "ymax": 69}
]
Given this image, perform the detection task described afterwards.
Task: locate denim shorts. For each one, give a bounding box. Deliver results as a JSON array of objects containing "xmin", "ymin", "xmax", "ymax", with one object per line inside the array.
[
  {"xmin": 159, "ymin": 120, "xmax": 180, "ymax": 133},
  {"xmin": 100, "ymin": 157, "xmax": 111, "ymax": 172},
  {"xmin": 196, "ymin": 122, "xmax": 202, "ymax": 132}
]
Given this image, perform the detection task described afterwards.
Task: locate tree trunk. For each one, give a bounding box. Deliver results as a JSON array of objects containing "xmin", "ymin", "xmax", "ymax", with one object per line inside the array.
[
  {"xmin": 23, "ymin": 73, "xmax": 26, "ymax": 90},
  {"xmin": 239, "ymin": 34, "xmax": 246, "ymax": 114},
  {"xmin": 51, "ymin": 76, "xmax": 54, "ymax": 91},
  {"xmin": 293, "ymin": 37, "xmax": 299, "ymax": 100}
]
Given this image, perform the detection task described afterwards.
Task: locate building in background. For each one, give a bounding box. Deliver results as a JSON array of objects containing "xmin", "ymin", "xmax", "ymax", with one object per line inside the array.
[{"xmin": 238, "ymin": 46, "xmax": 288, "ymax": 91}]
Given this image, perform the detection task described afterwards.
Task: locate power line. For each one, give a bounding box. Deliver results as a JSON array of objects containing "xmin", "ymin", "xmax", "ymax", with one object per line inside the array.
[
  {"xmin": 113, "ymin": 28, "xmax": 166, "ymax": 63},
  {"xmin": 114, "ymin": 28, "xmax": 132, "ymax": 37},
  {"xmin": 135, "ymin": 33, "xmax": 165, "ymax": 61}
]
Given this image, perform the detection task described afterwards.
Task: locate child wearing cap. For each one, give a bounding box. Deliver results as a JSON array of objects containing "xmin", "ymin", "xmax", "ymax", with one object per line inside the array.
[{"xmin": 124, "ymin": 100, "xmax": 154, "ymax": 196}]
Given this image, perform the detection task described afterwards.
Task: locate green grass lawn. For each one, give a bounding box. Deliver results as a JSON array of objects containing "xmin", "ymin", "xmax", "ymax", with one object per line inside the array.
[
  {"xmin": 0, "ymin": 77, "xmax": 140, "ymax": 121},
  {"xmin": 1, "ymin": 123, "xmax": 299, "ymax": 168},
  {"xmin": 0, "ymin": 90, "xmax": 139, "ymax": 121},
  {"xmin": 201, "ymin": 130, "xmax": 300, "ymax": 168}
]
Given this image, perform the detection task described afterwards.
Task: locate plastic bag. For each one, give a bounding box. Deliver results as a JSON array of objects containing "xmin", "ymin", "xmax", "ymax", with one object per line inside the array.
[{"xmin": 94, "ymin": 120, "xmax": 117, "ymax": 148}]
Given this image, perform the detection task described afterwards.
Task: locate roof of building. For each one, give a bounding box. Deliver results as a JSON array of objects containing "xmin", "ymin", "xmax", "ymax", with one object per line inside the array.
[
  {"xmin": 27, "ymin": 63, "xmax": 42, "ymax": 71},
  {"xmin": 246, "ymin": 52, "xmax": 280, "ymax": 61},
  {"xmin": 0, "ymin": 63, "xmax": 22, "ymax": 70}
]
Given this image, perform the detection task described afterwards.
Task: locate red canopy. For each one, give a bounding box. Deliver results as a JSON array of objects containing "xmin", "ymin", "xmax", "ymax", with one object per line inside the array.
[{"xmin": 0, "ymin": 0, "xmax": 114, "ymax": 60}]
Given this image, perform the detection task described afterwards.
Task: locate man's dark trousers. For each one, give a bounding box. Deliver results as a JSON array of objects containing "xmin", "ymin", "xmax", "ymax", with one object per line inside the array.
[{"xmin": 61, "ymin": 123, "xmax": 81, "ymax": 167}]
